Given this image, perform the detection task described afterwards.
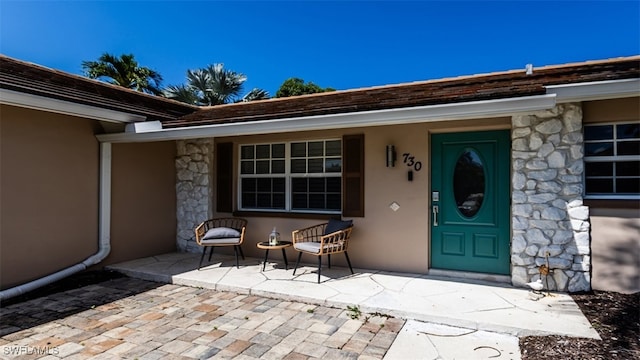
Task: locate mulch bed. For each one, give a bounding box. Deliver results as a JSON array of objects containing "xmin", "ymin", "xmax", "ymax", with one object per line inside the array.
[
  {"xmin": 2, "ymin": 271, "xmax": 638, "ymax": 359},
  {"xmin": 520, "ymin": 291, "xmax": 639, "ymax": 359}
]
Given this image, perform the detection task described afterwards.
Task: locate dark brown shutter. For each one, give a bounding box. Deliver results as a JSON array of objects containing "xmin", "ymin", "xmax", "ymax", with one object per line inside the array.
[
  {"xmin": 216, "ymin": 142, "xmax": 233, "ymax": 213},
  {"xmin": 342, "ymin": 134, "xmax": 364, "ymax": 217}
]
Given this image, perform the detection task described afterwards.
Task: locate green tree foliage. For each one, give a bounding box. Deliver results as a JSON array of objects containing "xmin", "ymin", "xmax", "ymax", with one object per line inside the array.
[
  {"xmin": 275, "ymin": 78, "xmax": 335, "ymax": 98},
  {"xmin": 81, "ymin": 53, "xmax": 163, "ymax": 95},
  {"xmin": 165, "ymin": 64, "xmax": 269, "ymax": 105}
]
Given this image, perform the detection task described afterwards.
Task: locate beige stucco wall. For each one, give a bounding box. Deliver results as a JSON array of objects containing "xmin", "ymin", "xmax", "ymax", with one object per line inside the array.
[
  {"xmin": 0, "ymin": 105, "xmax": 100, "ymax": 290},
  {"xmin": 0, "ymin": 105, "xmax": 177, "ymax": 290},
  {"xmin": 583, "ymin": 97, "xmax": 640, "ymax": 294},
  {"xmin": 213, "ymin": 117, "xmax": 510, "ymax": 273},
  {"xmin": 590, "ymin": 208, "xmax": 640, "ymax": 294},
  {"xmin": 106, "ymin": 141, "xmax": 178, "ymax": 265}
]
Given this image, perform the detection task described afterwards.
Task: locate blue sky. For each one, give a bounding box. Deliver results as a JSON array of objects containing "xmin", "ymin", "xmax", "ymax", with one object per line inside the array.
[{"xmin": 1, "ymin": 1, "xmax": 639, "ymax": 98}]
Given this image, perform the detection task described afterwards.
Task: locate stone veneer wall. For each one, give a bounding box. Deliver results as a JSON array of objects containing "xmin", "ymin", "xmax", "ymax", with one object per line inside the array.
[
  {"xmin": 511, "ymin": 103, "xmax": 591, "ymax": 292},
  {"xmin": 176, "ymin": 139, "xmax": 214, "ymax": 253}
]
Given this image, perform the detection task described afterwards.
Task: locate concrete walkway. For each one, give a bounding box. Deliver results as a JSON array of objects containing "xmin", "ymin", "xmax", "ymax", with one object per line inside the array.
[{"xmin": 107, "ymin": 252, "xmax": 598, "ymax": 341}]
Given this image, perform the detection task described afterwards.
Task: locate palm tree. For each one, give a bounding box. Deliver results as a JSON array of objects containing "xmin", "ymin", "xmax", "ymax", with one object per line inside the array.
[
  {"xmin": 165, "ymin": 63, "xmax": 268, "ymax": 105},
  {"xmin": 82, "ymin": 53, "xmax": 163, "ymax": 95}
]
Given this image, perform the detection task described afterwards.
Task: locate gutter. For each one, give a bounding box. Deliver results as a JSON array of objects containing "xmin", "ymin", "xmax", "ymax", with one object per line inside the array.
[
  {"xmin": 0, "ymin": 144, "xmax": 112, "ymax": 301},
  {"xmin": 97, "ymin": 94, "xmax": 558, "ymax": 143}
]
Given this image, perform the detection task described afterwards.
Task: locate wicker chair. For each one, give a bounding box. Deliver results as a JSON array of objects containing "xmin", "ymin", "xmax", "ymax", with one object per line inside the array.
[
  {"xmin": 292, "ymin": 220, "xmax": 354, "ymax": 283},
  {"xmin": 195, "ymin": 218, "xmax": 248, "ymax": 269}
]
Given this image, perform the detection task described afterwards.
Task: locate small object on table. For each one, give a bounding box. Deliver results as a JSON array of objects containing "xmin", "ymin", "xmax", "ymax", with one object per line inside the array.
[{"xmin": 256, "ymin": 241, "xmax": 292, "ymax": 271}]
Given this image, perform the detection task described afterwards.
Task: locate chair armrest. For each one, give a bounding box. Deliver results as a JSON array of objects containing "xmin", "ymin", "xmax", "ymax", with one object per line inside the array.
[{"xmin": 319, "ymin": 227, "xmax": 353, "ymax": 255}]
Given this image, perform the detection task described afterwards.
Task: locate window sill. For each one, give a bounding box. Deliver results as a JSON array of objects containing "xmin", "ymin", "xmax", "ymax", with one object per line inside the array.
[
  {"xmin": 232, "ymin": 210, "xmax": 340, "ymax": 220},
  {"xmin": 584, "ymin": 198, "xmax": 640, "ymax": 209}
]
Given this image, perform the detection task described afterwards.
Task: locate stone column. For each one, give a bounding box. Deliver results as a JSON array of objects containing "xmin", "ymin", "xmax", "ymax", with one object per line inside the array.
[
  {"xmin": 511, "ymin": 103, "xmax": 591, "ymax": 292},
  {"xmin": 176, "ymin": 138, "xmax": 214, "ymax": 253}
]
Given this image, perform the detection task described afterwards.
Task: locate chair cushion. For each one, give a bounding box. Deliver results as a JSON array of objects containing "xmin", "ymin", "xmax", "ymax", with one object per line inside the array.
[
  {"xmin": 203, "ymin": 227, "xmax": 241, "ymax": 240},
  {"xmin": 201, "ymin": 237, "xmax": 241, "ymax": 245},
  {"xmin": 294, "ymin": 242, "xmax": 321, "ymax": 254},
  {"xmin": 324, "ymin": 219, "xmax": 353, "ymax": 235}
]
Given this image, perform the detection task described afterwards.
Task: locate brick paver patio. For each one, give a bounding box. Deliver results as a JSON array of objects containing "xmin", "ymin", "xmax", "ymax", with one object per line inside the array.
[{"xmin": 0, "ymin": 277, "xmax": 404, "ymax": 359}]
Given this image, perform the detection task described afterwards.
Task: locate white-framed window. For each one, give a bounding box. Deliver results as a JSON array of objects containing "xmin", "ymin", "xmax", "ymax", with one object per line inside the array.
[
  {"xmin": 239, "ymin": 139, "xmax": 342, "ymax": 213},
  {"xmin": 584, "ymin": 122, "xmax": 639, "ymax": 199}
]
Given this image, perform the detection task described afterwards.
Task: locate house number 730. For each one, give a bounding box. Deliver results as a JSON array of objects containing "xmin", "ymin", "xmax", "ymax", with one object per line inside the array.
[{"xmin": 402, "ymin": 153, "xmax": 422, "ymax": 171}]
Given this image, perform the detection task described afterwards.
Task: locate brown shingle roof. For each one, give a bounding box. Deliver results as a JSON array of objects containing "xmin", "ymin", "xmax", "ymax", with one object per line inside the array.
[
  {"xmin": 0, "ymin": 54, "xmax": 198, "ymax": 121},
  {"xmin": 166, "ymin": 56, "xmax": 640, "ymax": 129}
]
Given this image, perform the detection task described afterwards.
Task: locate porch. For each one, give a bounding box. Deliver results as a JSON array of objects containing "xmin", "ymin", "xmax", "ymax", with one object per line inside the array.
[{"xmin": 107, "ymin": 252, "xmax": 599, "ymax": 339}]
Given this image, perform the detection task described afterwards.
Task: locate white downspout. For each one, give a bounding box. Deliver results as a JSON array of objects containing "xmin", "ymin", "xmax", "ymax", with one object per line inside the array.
[{"xmin": 0, "ymin": 142, "xmax": 112, "ymax": 301}]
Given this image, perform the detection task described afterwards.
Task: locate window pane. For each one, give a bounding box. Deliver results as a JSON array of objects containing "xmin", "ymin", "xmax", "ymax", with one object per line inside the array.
[
  {"xmin": 257, "ymin": 194, "xmax": 271, "ymax": 208},
  {"xmin": 272, "ymin": 143, "xmax": 285, "ymax": 158},
  {"xmin": 292, "ymin": 194, "xmax": 307, "ymax": 209},
  {"xmin": 585, "ymin": 143, "xmax": 613, "ymax": 157},
  {"xmin": 256, "ymin": 145, "xmax": 270, "ymax": 159},
  {"xmin": 309, "ymin": 194, "xmax": 325, "ymax": 209},
  {"xmin": 308, "ymin": 141, "xmax": 324, "ymax": 156},
  {"xmin": 241, "ymin": 146, "xmax": 254, "ymax": 159},
  {"xmin": 616, "ymin": 178, "xmax": 640, "ymax": 194},
  {"xmin": 242, "ymin": 178, "xmax": 256, "ymax": 191},
  {"xmin": 327, "ymin": 194, "xmax": 341, "ymax": 210},
  {"xmin": 272, "ymin": 160, "xmax": 285, "ymax": 174},
  {"xmin": 325, "ymin": 158, "xmax": 342, "ymax": 173},
  {"xmin": 326, "ymin": 140, "xmax": 341, "ymax": 156},
  {"xmin": 584, "ymin": 125, "xmax": 613, "ymax": 141},
  {"xmin": 309, "ymin": 178, "xmax": 325, "ymax": 193},
  {"xmin": 617, "ymin": 141, "xmax": 640, "ymax": 156},
  {"xmin": 308, "ymin": 159, "xmax": 323, "ymax": 173},
  {"xmin": 326, "ymin": 177, "xmax": 341, "ymax": 192},
  {"xmin": 585, "ymin": 178, "xmax": 613, "ymax": 193},
  {"xmin": 273, "ymin": 178, "xmax": 286, "ymax": 192},
  {"xmin": 454, "ymin": 150, "xmax": 485, "ymax": 218},
  {"xmin": 242, "ymin": 193, "xmax": 256, "ymax": 207},
  {"xmin": 292, "ymin": 178, "xmax": 307, "ymax": 192},
  {"xmin": 291, "ymin": 143, "xmax": 306, "ymax": 157},
  {"xmin": 291, "ymin": 159, "xmax": 306, "ymax": 173},
  {"xmin": 241, "ymin": 160, "xmax": 254, "ymax": 174},
  {"xmin": 257, "ymin": 178, "xmax": 272, "ymax": 192},
  {"xmin": 617, "ymin": 123, "xmax": 640, "ymax": 139},
  {"xmin": 273, "ymin": 194, "xmax": 286, "ymax": 209},
  {"xmin": 617, "ymin": 161, "xmax": 640, "ymax": 177},
  {"xmin": 256, "ymin": 160, "xmax": 270, "ymax": 174},
  {"xmin": 585, "ymin": 162, "xmax": 613, "ymax": 177}
]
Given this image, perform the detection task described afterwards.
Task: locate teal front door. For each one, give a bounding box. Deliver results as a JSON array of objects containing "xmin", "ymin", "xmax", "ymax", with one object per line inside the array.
[{"xmin": 431, "ymin": 130, "xmax": 510, "ymax": 275}]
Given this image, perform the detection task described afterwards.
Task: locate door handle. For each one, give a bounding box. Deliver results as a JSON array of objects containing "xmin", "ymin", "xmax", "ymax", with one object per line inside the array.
[{"xmin": 433, "ymin": 205, "xmax": 439, "ymax": 226}]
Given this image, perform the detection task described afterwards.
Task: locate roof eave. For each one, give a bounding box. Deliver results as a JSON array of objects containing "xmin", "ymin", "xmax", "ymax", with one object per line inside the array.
[
  {"xmin": 0, "ymin": 88, "xmax": 147, "ymax": 123},
  {"xmin": 547, "ymin": 78, "xmax": 640, "ymax": 103},
  {"xmin": 96, "ymin": 94, "xmax": 557, "ymax": 143}
]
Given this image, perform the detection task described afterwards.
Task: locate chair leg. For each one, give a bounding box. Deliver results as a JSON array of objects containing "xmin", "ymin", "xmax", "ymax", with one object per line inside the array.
[
  {"xmin": 238, "ymin": 245, "xmax": 245, "ymax": 260},
  {"xmin": 198, "ymin": 247, "xmax": 207, "ymax": 270},
  {"xmin": 293, "ymin": 252, "xmax": 303, "ymax": 275},
  {"xmin": 233, "ymin": 246, "xmax": 240, "ymax": 269},
  {"xmin": 327, "ymin": 254, "xmax": 331, "ymax": 268},
  {"xmin": 208, "ymin": 246, "xmax": 214, "ymax": 261},
  {"xmin": 344, "ymin": 251, "xmax": 354, "ymax": 274},
  {"xmin": 317, "ymin": 256, "xmax": 322, "ymax": 283}
]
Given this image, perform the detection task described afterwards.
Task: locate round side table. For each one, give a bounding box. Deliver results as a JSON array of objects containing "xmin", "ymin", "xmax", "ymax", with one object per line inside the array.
[{"xmin": 256, "ymin": 241, "xmax": 292, "ymax": 271}]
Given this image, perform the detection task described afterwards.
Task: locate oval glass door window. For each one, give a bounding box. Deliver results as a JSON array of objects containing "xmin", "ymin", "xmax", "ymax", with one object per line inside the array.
[{"xmin": 453, "ymin": 149, "xmax": 485, "ymax": 217}]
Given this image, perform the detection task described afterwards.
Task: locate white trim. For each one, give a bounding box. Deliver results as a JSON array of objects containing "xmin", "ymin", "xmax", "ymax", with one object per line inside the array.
[
  {"xmin": 97, "ymin": 94, "xmax": 557, "ymax": 143},
  {"xmin": 546, "ymin": 78, "xmax": 640, "ymax": 103},
  {"xmin": 0, "ymin": 88, "xmax": 146, "ymax": 123}
]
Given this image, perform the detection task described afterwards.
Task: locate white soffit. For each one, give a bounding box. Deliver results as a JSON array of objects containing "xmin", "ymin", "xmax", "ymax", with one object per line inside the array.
[
  {"xmin": 546, "ymin": 78, "xmax": 640, "ymax": 103},
  {"xmin": 97, "ymin": 94, "xmax": 557, "ymax": 143},
  {"xmin": 0, "ymin": 88, "xmax": 147, "ymax": 123}
]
